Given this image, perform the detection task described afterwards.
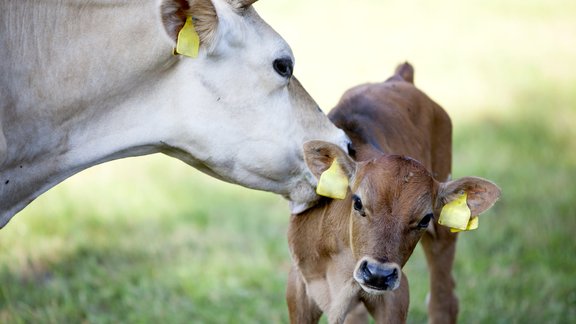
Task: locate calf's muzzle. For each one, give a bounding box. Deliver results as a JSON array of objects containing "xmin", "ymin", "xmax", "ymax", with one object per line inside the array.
[{"xmin": 353, "ymin": 257, "xmax": 401, "ymax": 294}]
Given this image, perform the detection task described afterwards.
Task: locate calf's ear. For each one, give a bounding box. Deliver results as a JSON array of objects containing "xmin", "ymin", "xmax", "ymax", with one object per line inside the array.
[
  {"xmin": 438, "ymin": 177, "xmax": 501, "ymax": 215},
  {"xmin": 303, "ymin": 140, "xmax": 356, "ymax": 182}
]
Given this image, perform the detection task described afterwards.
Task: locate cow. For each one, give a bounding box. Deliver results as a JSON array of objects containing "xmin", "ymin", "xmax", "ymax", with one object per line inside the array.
[
  {"xmin": 286, "ymin": 63, "xmax": 501, "ymax": 323},
  {"xmin": 0, "ymin": 0, "xmax": 351, "ymax": 228}
]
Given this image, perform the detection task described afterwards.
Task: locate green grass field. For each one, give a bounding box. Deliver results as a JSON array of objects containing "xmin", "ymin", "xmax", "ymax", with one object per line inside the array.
[{"xmin": 1, "ymin": 0, "xmax": 575, "ymax": 323}]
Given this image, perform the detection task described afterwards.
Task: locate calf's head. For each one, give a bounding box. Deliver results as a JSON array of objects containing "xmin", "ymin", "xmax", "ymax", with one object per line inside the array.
[
  {"xmin": 159, "ymin": 0, "xmax": 349, "ymax": 212},
  {"xmin": 304, "ymin": 141, "xmax": 501, "ymax": 294}
]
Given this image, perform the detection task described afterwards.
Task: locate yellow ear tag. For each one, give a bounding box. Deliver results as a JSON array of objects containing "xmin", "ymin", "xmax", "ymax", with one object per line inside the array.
[
  {"xmin": 450, "ymin": 216, "xmax": 479, "ymax": 233},
  {"xmin": 439, "ymin": 192, "xmax": 471, "ymax": 231},
  {"xmin": 467, "ymin": 215, "xmax": 479, "ymax": 230},
  {"xmin": 316, "ymin": 159, "xmax": 349, "ymax": 199},
  {"xmin": 175, "ymin": 16, "xmax": 200, "ymax": 58}
]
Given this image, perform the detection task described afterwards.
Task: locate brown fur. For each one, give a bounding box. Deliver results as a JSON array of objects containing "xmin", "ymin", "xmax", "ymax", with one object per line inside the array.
[
  {"xmin": 329, "ymin": 63, "xmax": 454, "ymax": 323},
  {"xmin": 287, "ymin": 157, "xmax": 428, "ymax": 323},
  {"xmin": 286, "ymin": 63, "xmax": 501, "ymax": 323}
]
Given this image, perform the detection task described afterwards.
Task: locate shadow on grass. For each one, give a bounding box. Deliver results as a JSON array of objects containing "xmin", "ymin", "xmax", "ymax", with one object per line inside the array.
[
  {"xmin": 456, "ymin": 104, "xmax": 575, "ymax": 323},
  {"xmin": 0, "ymin": 227, "xmax": 290, "ymax": 323},
  {"xmin": 407, "ymin": 83, "xmax": 576, "ymax": 323}
]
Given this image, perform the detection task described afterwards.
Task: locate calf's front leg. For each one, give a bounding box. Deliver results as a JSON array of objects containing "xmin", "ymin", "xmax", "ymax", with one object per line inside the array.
[
  {"xmin": 286, "ymin": 266, "xmax": 323, "ymax": 324},
  {"xmin": 363, "ymin": 271, "xmax": 409, "ymax": 324},
  {"xmin": 420, "ymin": 224, "xmax": 459, "ymax": 324}
]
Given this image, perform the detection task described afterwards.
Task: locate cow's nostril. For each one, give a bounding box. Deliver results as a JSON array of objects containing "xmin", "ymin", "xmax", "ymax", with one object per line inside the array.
[{"xmin": 347, "ymin": 142, "xmax": 356, "ymax": 157}]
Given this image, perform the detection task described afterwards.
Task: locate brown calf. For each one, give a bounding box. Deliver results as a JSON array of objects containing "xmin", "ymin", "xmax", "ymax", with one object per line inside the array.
[{"xmin": 286, "ymin": 63, "xmax": 501, "ymax": 323}]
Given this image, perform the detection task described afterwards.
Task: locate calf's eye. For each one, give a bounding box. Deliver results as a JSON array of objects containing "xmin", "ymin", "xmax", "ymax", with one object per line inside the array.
[
  {"xmin": 417, "ymin": 213, "xmax": 434, "ymax": 229},
  {"xmin": 352, "ymin": 195, "xmax": 365, "ymax": 216}
]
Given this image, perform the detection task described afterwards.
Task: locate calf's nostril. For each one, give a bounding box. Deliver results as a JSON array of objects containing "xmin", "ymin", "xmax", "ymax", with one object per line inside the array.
[
  {"xmin": 358, "ymin": 261, "xmax": 400, "ymax": 291},
  {"xmin": 387, "ymin": 268, "xmax": 398, "ymax": 280},
  {"xmin": 359, "ymin": 260, "xmax": 369, "ymax": 274}
]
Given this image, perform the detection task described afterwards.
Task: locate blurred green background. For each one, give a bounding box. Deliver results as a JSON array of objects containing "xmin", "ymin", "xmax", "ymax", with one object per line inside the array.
[{"xmin": 1, "ymin": 0, "xmax": 575, "ymax": 322}]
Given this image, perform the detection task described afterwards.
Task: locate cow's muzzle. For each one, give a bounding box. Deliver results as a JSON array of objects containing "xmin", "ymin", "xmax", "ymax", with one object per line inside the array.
[{"xmin": 353, "ymin": 257, "xmax": 401, "ymax": 294}]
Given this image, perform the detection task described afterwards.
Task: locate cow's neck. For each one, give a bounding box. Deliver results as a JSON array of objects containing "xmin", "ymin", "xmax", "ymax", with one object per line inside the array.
[
  {"xmin": 0, "ymin": 1, "xmax": 198, "ymax": 227},
  {"xmin": 0, "ymin": 61, "xmax": 192, "ymax": 226}
]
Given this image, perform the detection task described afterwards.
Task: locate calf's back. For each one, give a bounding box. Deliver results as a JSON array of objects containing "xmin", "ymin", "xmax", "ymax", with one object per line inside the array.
[{"xmin": 328, "ymin": 63, "xmax": 452, "ymax": 180}]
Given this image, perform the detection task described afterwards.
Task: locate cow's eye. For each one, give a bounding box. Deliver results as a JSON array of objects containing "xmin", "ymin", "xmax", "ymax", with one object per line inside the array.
[
  {"xmin": 352, "ymin": 195, "xmax": 365, "ymax": 216},
  {"xmin": 417, "ymin": 213, "xmax": 434, "ymax": 229},
  {"xmin": 273, "ymin": 57, "xmax": 293, "ymax": 78}
]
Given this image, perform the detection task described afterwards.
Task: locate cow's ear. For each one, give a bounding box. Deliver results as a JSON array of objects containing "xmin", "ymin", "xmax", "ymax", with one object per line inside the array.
[
  {"xmin": 230, "ymin": 0, "xmax": 258, "ymax": 9},
  {"xmin": 303, "ymin": 140, "xmax": 356, "ymax": 183},
  {"xmin": 437, "ymin": 177, "xmax": 501, "ymax": 215},
  {"xmin": 160, "ymin": 0, "xmax": 218, "ymax": 48}
]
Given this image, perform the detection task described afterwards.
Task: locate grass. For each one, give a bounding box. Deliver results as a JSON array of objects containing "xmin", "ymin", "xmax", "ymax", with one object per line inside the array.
[
  {"xmin": 0, "ymin": 163, "xmax": 291, "ymax": 323},
  {"xmin": 1, "ymin": 0, "xmax": 575, "ymax": 323},
  {"xmin": 405, "ymin": 82, "xmax": 576, "ymax": 323}
]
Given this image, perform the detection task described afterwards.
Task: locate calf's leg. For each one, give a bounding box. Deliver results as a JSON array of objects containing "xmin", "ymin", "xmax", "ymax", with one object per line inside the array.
[
  {"xmin": 363, "ymin": 272, "xmax": 409, "ymax": 324},
  {"xmin": 286, "ymin": 266, "xmax": 323, "ymax": 324},
  {"xmin": 343, "ymin": 304, "xmax": 369, "ymax": 324},
  {"xmin": 420, "ymin": 225, "xmax": 459, "ymax": 324}
]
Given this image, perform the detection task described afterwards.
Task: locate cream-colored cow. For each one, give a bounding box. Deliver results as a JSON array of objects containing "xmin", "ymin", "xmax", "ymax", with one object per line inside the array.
[{"xmin": 0, "ymin": 0, "xmax": 350, "ymax": 227}]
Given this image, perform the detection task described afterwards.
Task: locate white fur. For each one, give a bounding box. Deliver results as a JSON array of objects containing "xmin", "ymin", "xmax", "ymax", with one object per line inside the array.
[{"xmin": 0, "ymin": 0, "xmax": 349, "ymax": 227}]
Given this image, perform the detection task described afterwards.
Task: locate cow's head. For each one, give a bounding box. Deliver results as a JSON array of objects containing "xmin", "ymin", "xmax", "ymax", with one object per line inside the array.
[
  {"xmin": 303, "ymin": 141, "xmax": 501, "ymax": 294},
  {"xmin": 158, "ymin": 0, "xmax": 349, "ymax": 212}
]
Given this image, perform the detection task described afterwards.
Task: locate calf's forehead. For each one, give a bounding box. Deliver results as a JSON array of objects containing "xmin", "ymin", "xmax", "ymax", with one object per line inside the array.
[{"xmin": 357, "ymin": 156, "xmax": 435, "ymax": 211}]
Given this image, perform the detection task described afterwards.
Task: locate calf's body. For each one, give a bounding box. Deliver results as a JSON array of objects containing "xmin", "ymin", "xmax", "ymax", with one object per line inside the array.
[
  {"xmin": 287, "ymin": 63, "xmax": 500, "ymax": 323},
  {"xmin": 329, "ymin": 64, "xmax": 456, "ymax": 323}
]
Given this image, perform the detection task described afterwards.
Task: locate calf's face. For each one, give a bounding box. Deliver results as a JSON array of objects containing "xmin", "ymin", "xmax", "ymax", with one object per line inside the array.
[
  {"xmin": 303, "ymin": 141, "xmax": 501, "ymax": 295},
  {"xmin": 349, "ymin": 155, "xmax": 435, "ymax": 294}
]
